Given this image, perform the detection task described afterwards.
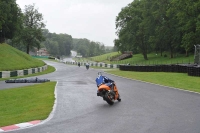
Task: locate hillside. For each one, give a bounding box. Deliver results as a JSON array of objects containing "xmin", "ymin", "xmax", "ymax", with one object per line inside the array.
[
  {"xmin": 0, "ymin": 43, "xmax": 46, "ymax": 71},
  {"xmin": 87, "ymin": 52, "xmax": 194, "ymax": 65}
]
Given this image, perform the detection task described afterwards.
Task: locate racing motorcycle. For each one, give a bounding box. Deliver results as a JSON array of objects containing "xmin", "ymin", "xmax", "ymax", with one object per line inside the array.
[
  {"xmin": 96, "ymin": 72, "xmax": 121, "ymax": 105},
  {"xmin": 86, "ymin": 63, "xmax": 89, "ymax": 70}
]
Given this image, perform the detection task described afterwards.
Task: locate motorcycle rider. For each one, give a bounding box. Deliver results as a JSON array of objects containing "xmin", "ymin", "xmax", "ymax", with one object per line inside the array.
[
  {"xmin": 86, "ymin": 62, "xmax": 89, "ymax": 70},
  {"xmin": 96, "ymin": 72, "xmax": 121, "ymax": 101}
]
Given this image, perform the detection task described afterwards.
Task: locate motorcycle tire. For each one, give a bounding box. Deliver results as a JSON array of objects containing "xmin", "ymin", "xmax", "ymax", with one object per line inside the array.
[{"xmin": 105, "ymin": 92, "xmax": 114, "ymax": 105}]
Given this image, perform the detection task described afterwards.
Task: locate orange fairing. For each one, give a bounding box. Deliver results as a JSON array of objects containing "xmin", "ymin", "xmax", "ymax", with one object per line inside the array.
[
  {"xmin": 98, "ymin": 83, "xmax": 119, "ymax": 100},
  {"xmin": 98, "ymin": 84, "xmax": 110, "ymax": 91}
]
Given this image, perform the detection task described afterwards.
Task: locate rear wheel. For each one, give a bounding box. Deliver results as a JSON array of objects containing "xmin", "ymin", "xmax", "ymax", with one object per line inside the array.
[{"xmin": 105, "ymin": 92, "xmax": 114, "ymax": 105}]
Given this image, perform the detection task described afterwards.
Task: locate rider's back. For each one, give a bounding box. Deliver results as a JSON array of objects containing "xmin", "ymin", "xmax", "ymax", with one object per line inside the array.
[{"xmin": 96, "ymin": 75, "xmax": 105, "ymax": 87}]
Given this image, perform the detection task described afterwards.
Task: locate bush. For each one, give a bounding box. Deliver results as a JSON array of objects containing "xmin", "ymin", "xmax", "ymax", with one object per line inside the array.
[{"xmin": 48, "ymin": 56, "xmax": 55, "ymax": 60}]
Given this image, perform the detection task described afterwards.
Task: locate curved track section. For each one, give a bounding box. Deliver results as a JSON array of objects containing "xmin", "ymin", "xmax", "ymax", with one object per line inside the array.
[{"xmin": 2, "ymin": 61, "xmax": 200, "ymax": 133}]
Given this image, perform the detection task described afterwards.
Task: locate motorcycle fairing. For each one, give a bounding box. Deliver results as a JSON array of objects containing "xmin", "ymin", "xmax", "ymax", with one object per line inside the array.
[{"xmin": 98, "ymin": 84, "xmax": 110, "ymax": 91}]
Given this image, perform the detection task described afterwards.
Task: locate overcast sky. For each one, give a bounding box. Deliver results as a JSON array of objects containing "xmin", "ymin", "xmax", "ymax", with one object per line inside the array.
[{"xmin": 16, "ymin": 0, "xmax": 133, "ymax": 46}]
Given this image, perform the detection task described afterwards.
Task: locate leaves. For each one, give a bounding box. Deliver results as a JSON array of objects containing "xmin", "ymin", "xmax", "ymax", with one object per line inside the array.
[
  {"xmin": 0, "ymin": 0, "xmax": 22, "ymax": 43},
  {"xmin": 115, "ymin": 0, "xmax": 200, "ymax": 59},
  {"xmin": 11, "ymin": 4, "xmax": 46, "ymax": 54}
]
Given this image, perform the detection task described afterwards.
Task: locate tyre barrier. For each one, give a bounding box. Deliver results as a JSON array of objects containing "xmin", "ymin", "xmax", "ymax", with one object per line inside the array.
[
  {"xmin": 119, "ymin": 64, "xmax": 200, "ymax": 77},
  {"xmin": 5, "ymin": 77, "xmax": 50, "ymax": 83},
  {"xmin": 188, "ymin": 66, "xmax": 200, "ymax": 77}
]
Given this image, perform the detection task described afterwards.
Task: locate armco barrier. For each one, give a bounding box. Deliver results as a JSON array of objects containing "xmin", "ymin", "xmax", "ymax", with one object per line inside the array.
[
  {"xmin": 65, "ymin": 61, "xmax": 120, "ymax": 69},
  {"xmin": 0, "ymin": 65, "xmax": 48, "ymax": 78},
  {"xmin": 17, "ymin": 70, "xmax": 24, "ymax": 77},
  {"xmin": 2, "ymin": 71, "xmax": 10, "ymax": 78},
  {"xmin": 28, "ymin": 68, "xmax": 32, "ymax": 75},
  {"xmin": 38, "ymin": 67, "xmax": 40, "ymax": 73},
  {"xmin": 32, "ymin": 68, "xmax": 35, "ymax": 74},
  {"xmin": 10, "ymin": 71, "xmax": 17, "ymax": 77},
  {"xmin": 24, "ymin": 69, "xmax": 28, "ymax": 75}
]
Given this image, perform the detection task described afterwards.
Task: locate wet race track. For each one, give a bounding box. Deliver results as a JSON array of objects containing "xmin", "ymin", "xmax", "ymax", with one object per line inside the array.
[{"xmin": 1, "ymin": 60, "xmax": 200, "ymax": 133}]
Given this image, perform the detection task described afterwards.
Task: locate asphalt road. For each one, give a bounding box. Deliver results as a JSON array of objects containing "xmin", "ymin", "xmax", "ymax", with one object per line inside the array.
[{"xmin": 2, "ymin": 60, "xmax": 200, "ymax": 133}]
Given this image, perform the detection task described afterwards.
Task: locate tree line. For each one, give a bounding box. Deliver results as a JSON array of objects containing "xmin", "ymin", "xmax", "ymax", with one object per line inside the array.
[
  {"xmin": 0, "ymin": 1, "xmax": 45, "ymax": 54},
  {"xmin": 0, "ymin": 0, "xmax": 115, "ymax": 57},
  {"xmin": 115, "ymin": 0, "xmax": 200, "ymax": 60},
  {"xmin": 41, "ymin": 29, "xmax": 73, "ymax": 56},
  {"xmin": 73, "ymin": 38, "xmax": 116, "ymax": 57},
  {"xmin": 41, "ymin": 29, "xmax": 115, "ymax": 57}
]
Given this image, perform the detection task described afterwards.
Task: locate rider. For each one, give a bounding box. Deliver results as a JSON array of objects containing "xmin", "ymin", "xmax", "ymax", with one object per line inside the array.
[
  {"xmin": 86, "ymin": 62, "xmax": 89, "ymax": 70},
  {"xmin": 96, "ymin": 72, "xmax": 121, "ymax": 100}
]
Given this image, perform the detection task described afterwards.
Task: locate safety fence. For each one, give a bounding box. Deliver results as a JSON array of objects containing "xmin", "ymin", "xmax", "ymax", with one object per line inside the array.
[
  {"xmin": 63, "ymin": 61, "xmax": 200, "ymax": 77},
  {"xmin": 119, "ymin": 64, "xmax": 200, "ymax": 77},
  {"xmin": 0, "ymin": 65, "xmax": 48, "ymax": 78},
  {"xmin": 65, "ymin": 61, "xmax": 119, "ymax": 69}
]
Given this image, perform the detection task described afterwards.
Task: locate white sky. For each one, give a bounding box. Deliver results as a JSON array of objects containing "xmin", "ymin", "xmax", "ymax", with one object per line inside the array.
[{"xmin": 16, "ymin": 0, "xmax": 133, "ymax": 46}]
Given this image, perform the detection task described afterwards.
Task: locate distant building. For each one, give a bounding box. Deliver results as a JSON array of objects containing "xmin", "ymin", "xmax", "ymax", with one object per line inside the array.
[
  {"xmin": 76, "ymin": 55, "xmax": 83, "ymax": 58},
  {"xmin": 30, "ymin": 47, "xmax": 49, "ymax": 56}
]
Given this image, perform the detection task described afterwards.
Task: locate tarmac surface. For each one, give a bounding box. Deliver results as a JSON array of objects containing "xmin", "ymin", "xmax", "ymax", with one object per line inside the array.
[{"xmin": 0, "ymin": 60, "xmax": 200, "ymax": 133}]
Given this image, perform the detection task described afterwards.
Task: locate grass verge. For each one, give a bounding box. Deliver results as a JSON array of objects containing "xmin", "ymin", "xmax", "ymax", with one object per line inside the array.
[
  {"xmin": 0, "ymin": 43, "xmax": 46, "ymax": 71},
  {"xmin": 105, "ymin": 69, "xmax": 200, "ymax": 93},
  {"xmin": 0, "ymin": 81, "xmax": 56, "ymax": 127}
]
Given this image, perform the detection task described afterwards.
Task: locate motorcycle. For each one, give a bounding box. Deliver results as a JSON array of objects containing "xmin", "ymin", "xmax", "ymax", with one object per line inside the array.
[
  {"xmin": 96, "ymin": 72, "xmax": 121, "ymax": 105},
  {"xmin": 86, "ymin": 63, "xmax": 89, "ymax": 70}
]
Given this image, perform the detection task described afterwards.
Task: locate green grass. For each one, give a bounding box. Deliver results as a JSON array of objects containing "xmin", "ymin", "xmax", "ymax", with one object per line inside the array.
[
  {"xmin": 0, "ymin": 81, "xmax": 56, "ymax": 127},
  {"xmin": 90, "ymin": 52, "xmax": 121, "ymax": 62},
  {"xmin": 111, "ymin": 53, "xmax": 194, "ymax": 65},
  {"xmin": 73, "ymin": 52, "xmax": 121, "ymax": 63},
  {"xmin": 0, "ymin": 43, "xmax": 57, "ymax": 127},
  {"xmin": 106, "ymin": 70, "xmax": 200, "ymax": 93},
  {"xmin": 0, "ymin": 43, "xmax": 45, "ymax": 71},
  {"xmin": 77, "ymin": 51, "xmax": 194, "ymax": 65}
]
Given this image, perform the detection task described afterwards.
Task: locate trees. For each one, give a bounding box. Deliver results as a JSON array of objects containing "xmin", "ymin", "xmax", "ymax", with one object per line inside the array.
[
  {"xmin": 115, "ymin": 0, "xmax": 150, "ymax": 60},
  {"xmin": 171, "ymin": 0, "xmax": 200, "ymax": 56},
  {"xmin": 72, "ymin": 38, "xmax": 106, "ymax": 57},
  {"xmin": 41, "ymin": 30, "xmax": 73, "ymax": 56},
  {"xmin": 58, "ymin": 34, "xmax": 73, "ymax": 56},
  {"xmin": 16, "ymin": 4, "xmax": 45, "ymax": 54},
  {"xmin": 115, "ymin": 0, "xmax": 200, "ymax": 59},
  {"xmin": 0, "ymin": 0, "xmax": 22, "ymax": 43}
]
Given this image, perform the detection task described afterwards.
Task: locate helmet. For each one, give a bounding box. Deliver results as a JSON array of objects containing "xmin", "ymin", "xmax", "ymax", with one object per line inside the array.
[{"xmin": 98, "ymin": 72, "xmax": 102, "ymax": 76}]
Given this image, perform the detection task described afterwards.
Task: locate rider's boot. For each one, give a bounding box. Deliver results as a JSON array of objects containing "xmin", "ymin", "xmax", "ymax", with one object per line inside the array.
[{"xmin": 117, "ymin": 94, "xmax": 121, "ymax": 102}]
